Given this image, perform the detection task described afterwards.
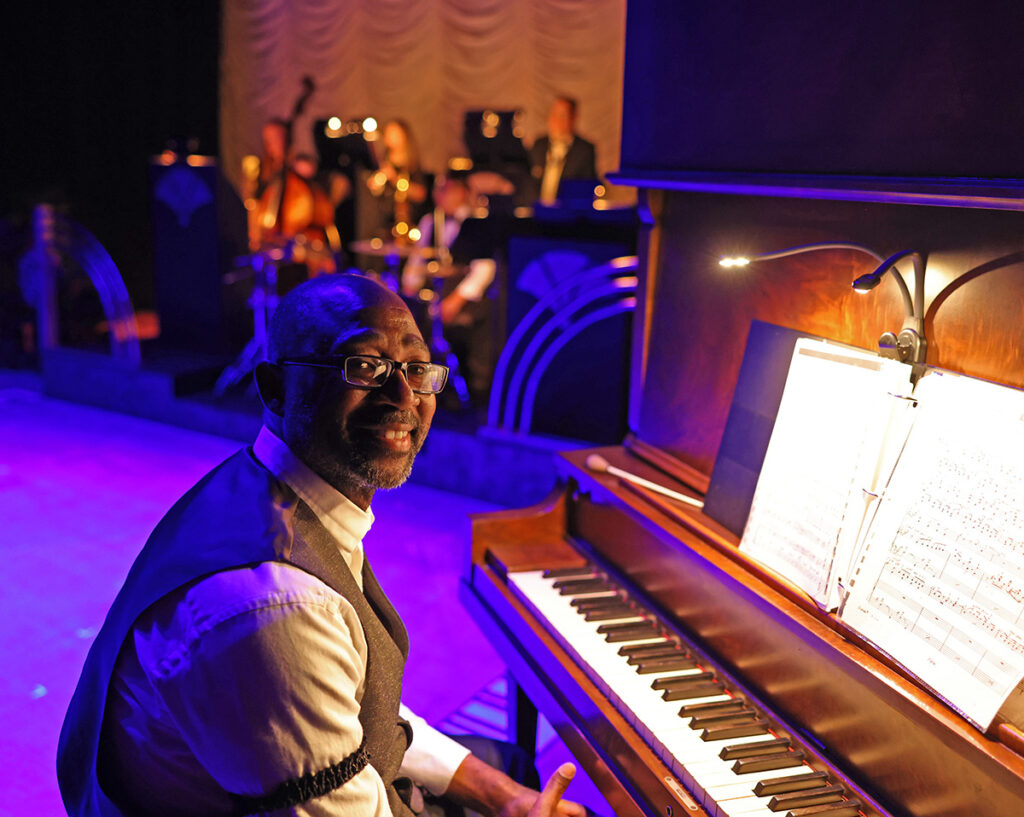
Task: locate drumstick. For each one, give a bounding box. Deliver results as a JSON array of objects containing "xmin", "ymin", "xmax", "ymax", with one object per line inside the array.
[{"xmin": 585, "ymin": 454, "xmax": 704, "ymax": 509}]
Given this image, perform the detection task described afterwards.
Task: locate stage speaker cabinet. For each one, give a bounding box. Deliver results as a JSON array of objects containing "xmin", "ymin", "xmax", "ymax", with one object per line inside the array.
[{"xmin": 148, "ymin": 157, "xmax": 249, "ymax": 351}]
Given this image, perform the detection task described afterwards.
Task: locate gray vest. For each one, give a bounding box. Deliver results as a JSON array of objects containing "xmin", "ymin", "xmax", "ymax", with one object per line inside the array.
[{"xmin": 57, "ymin": 449, "xmax": 416, "ymax": 816}]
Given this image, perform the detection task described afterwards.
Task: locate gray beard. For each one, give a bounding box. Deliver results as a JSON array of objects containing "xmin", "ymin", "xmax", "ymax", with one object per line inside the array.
[
  {"xmin": 307, "ymin": 426, "xmax": 424, "ymax": 499},
  {"xmin": 342, "ymin": 447, "xmax": 416, "ymax": 491},
  {"xmin": 285, "ymin": 400, "xmax": 426, "ymax": 499}
]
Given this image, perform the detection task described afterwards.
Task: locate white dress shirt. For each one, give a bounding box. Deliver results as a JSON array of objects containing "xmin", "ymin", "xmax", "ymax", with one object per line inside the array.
[
  {"xmin": 102, "ymin": 427, "xmax": 470, "ymax": 815},
  {"xmin": 539, "ymin": 137, "xmax": 573, "ymax": 204}
]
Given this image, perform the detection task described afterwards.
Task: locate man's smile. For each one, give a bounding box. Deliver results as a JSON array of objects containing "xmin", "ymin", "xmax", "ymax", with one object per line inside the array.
[
  {"xmin": 348, "ymin": 410, "xmax": 421, "ymax": 456},
  {"xmin": 365, "ymin": 423, "xmax": 414, "ymax": 452}
]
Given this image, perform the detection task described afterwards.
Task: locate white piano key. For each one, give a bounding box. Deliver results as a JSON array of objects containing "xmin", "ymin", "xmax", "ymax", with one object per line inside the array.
[
  {"xmin": 717, "ymin": 800, "xmax": 777, "ymax": 817},
  {"xmin": 508, "ymin": 570, "xmax": 824, "ymax": 817},
  {"xmin": 708, "ymin": 763, "xmax": 811, "ymax": 801}
]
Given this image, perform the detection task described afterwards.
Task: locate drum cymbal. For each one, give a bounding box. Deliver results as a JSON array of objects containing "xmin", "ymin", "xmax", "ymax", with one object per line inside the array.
[{"xmin": 349, "ymin": 238, "xmax": 436, "ymax": 259}]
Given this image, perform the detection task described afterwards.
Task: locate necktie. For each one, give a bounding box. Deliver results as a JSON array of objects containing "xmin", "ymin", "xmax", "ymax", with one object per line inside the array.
[{"xmin": 540, "ymin": 140, "xmax": 569, "ymax": 204}]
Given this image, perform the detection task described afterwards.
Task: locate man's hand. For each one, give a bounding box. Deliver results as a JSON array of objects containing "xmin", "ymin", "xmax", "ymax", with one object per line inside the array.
[
  {"xmin": 509, "ymin": 763, "xmax": 579, "ymax": 817},
  {"xmin": 446, "ymin": 753, "xmax": 586, "ymax": 817}
]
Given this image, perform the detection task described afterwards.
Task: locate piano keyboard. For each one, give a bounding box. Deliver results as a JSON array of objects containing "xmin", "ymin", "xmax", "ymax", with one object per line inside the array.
[{"xmin": 508, "ymin": 565, "xmax": 872, "ymax": 817}]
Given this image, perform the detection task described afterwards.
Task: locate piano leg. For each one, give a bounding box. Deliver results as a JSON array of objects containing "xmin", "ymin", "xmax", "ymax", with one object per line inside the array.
[{"xmin": 508, "ymin": 671, "xmax": 539, "ymax": 760}]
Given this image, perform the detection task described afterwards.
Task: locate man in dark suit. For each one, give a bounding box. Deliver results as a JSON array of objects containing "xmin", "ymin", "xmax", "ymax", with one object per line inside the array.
[{"xmin": 528, "ymin": 96, "xmax": 598, "ymax": 204}]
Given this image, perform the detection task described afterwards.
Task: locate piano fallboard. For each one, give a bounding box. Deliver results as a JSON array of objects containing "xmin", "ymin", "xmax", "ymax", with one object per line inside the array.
[{"xmin": 463, "ymin": 446, "xmax": 1024, "ymax": 817}]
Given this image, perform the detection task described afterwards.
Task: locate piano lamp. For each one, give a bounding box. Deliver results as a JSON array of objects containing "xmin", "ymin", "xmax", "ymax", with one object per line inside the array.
[{"xmin": 719, "ymin": 243, "xmax": 927, "ymax": 364}]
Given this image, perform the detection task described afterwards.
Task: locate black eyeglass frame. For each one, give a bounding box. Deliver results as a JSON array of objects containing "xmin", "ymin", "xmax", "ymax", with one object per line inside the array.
[{"xmin": 279, "ymin": 354, "xmax": 449, "ymax": 394}]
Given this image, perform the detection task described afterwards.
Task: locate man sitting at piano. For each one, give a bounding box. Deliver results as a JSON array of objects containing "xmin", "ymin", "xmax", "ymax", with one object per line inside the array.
[{"xmin": 57, "ymin": 273, "xmax": 581, "ymax": 816}]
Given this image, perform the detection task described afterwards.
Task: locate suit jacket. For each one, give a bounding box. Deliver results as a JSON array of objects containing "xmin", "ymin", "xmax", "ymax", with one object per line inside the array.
[{"xmin": 529, "ymin": 134, "xmax": 598, "ymax": 188}]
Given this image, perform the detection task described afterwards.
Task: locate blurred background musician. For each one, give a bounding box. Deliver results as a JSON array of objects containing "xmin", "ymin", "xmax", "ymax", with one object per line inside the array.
[
  {"xmin": 403, "ymin": 171, "xmax": 496, "ymax": 405},
  {"xmin": 366, "ymin": 119, "xmax": 431, "ymax": 243},
  {"xmin": 529, "ymin": 96, "xmax": 597, "ymax": 204},
  {"xmin": 252, "ymin": 118, "xmax": 290, "ymax": 197},
  {"xmin": 290, "ymin": 152, "xmax": 347, "ymax": 276},
  {"xmin": 241, "ymin": 79, "xmax": 341, "ymax": 278}
]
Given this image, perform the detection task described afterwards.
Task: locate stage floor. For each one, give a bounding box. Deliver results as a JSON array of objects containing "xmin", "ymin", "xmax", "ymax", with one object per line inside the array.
[{"xmin": 0, "ymin": 378, "xmax": 608, "ymax": 815}]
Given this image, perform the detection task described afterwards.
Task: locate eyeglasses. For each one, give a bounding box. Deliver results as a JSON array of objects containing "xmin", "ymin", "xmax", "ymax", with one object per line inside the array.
[{"xmin": 279, "ymin": 354, "xmax": 449, "ymax": 394}]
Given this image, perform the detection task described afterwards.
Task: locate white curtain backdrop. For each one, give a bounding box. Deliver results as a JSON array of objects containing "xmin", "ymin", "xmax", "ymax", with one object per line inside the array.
[{"xmin": 219, "ymin": 0, "xmax": 626, "ymax": 192}]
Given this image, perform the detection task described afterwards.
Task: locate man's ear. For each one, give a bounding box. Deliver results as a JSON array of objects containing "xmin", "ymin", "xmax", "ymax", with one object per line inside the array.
[{"xmin": 254, "ymin": 361, "xmax": 285, "ymax": 417}]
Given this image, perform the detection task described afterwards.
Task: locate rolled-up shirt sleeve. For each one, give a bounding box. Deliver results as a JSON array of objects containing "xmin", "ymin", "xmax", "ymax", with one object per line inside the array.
[
  {"xmin": 127, "ymin": 563, "xmax": 393, "ymax": 816},
  {"xmin": 397, "ymin": 704, "xmax": 472, "ymax": 796}
]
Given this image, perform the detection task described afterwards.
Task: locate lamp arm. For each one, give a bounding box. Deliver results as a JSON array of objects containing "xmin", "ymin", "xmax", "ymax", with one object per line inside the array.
[
  {"xmin": 911, "ymin": 252, "xmax": 926, "ymax": 327},
  {"xmin": 734, "ymin": 241, "xmax": 926, "ymax": 365},
  {"xmin": 751, "ymin": 242, "xmax": 918, "ymax": 314},
  {"xmin": 752, "ymin": 242, "xmax": 885, "ymax": 265},
  {"xmin": 869, "ymin": 249, "xmax": 919, "ymax": 328}
]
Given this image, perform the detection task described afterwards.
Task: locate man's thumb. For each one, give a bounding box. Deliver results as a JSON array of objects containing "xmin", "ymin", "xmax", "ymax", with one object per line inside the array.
[{"xmin": 534, "ymin": 763, "xmax": 576, "ymax": 814}]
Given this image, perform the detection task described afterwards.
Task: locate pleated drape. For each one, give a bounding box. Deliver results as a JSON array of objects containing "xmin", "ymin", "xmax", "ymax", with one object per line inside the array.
[{"xmin": 219, "ymin": 0, "xmax": 625, "ymax": 191}]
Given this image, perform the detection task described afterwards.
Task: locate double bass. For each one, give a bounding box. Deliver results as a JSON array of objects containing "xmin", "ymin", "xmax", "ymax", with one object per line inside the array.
[{"xmin": 244, "ymin": 77, "xmax": 340, "ymax": 276}]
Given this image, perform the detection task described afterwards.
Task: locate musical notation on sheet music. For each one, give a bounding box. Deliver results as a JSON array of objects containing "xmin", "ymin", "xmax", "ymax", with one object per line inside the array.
[
  {"xmin": 740, "ymin": 340, "xmax": 913, "ymax": 609},
  {"xmin": 843, "ymin": 371, "xmax": 1024, "ymax": 728}
]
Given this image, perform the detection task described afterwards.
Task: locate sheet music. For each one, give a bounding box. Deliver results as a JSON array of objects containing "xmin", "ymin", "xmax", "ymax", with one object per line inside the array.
[
  {"xmin": 842, "ymin": 371, "xmax": 1024, "ymax": 729},
  {"xmin": 739, "ymin": 340, "xmax": 913, "ymax": 608}
]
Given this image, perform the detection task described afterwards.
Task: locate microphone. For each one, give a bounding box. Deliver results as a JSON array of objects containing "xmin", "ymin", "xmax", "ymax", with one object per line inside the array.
[{"xmin": 585, "ymin": 454, "xmax": 704, "ymax": 509}]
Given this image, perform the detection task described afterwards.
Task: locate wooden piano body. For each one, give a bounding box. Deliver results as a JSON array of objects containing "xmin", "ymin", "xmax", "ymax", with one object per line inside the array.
[
  {"xmin": 463, "ymin": 6, "xmax": 1024, "ymax": 815},
  {"xmin": 465, "ymin": 442, "xmax": 1024, "ymax": 816}
]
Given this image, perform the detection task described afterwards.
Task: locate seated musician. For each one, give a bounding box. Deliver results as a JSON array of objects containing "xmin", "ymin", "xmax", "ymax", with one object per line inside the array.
[
  {"xmin": 402, "ymin": 172, "xmax": 497, "ymax": 405},
  {"xmin": 57, "ymin": 273, "xmax": 582, "ymax": 817}
]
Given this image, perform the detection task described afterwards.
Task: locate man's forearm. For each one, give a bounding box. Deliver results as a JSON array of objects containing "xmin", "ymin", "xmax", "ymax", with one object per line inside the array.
[
  {"xmin": 443, "ymin": 753, "xmax": 523, "ymax": 816},
  {"xmin": 442, "ymin": 754, "xmax": 586, "ymax": 817}
]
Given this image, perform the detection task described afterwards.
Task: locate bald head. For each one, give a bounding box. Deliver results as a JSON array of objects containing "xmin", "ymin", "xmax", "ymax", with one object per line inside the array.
[{"xmin": 267, "ymin": 273, "xmax": 410, "ymax": 363}]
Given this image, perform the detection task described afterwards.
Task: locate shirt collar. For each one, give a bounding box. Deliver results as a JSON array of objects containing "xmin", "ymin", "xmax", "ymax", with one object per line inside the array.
[{"xmin": 252, "ymin": 426, "xmax": 374, "ymax": 558}]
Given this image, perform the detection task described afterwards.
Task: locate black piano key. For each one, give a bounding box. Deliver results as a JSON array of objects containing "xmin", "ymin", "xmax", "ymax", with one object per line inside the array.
[
  {"xmin": 661, "ymin": 682, "xmax": 723, "ymax": 701},
  {"xmin": 576, "ymin": 595, "xmax": 628, "ymax": 608},
  {"xmin": 678, "ymin": 698, "xmax": 745, "ymax": 717},
  {"xmin": 699, "ymin": 718, "xmax": 770, "ymax": 741},
  {"xmin": 542, "ymin": 566, "xmax": 594, "ymax": 579},
  {"xmin": 597, "ymin": 622, "xmax": 658, "ymax": 642},
  {"xmin": 626, "ymin": 647, "xmax": 682, "ymax": 665},
  {"xmin": 720, "ymin": 737, "xmax": 791, "ymax": 760},
  {"xmin": 597, "ymin": 619, "xmax": 651, "ymax": 633},
  {"xmin": 582, "ymin": 605, "xmax": 637, "ymax": 622},
  {"xmin": 731, "ymin": 750, "xmax": 806, "ymax": 774},
  {"xmin": 572, "ymin": 595, "xmax": 623, "ymax": 609},
  {"xmin": 635, "ymin": 655, "xmax": 698, "ymax": 674},
  {"xmin": 605, "ymin": 627, "xmax": 660, "ymax": 643},
  {"xmin": 785, "ymin": 801, "xmax": 862, "ymax": 817},
  {"xmin": 618, "ymin": 641, "xmax": 674, "ymax": 657},
  {"xmin": 754, "ymin": 770, "xmax": 830, "ymax": 796},
  {"xmin": 651, "ymin": 671, "xmax": 715, "ymax": 690},
  {"xmin": 768, "ymin": 785, "xmax": 845, "ymax": 812},
  {"xmin": 554, "ymin": 578, "xmax": 609, "ymax": 594},
  {"xmin": 688, "ymin": 707, "xmax": 758, "ymax": 727}
]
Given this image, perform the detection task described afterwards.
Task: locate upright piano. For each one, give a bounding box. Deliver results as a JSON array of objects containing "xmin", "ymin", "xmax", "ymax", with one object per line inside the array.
[
  {"xmin": 464, "ymin": 432, "xmax": 1024, "ymax": 816},
  {"xmin": 462, "ymin": 6, "xmax": 1024, "ymax": 811}
]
